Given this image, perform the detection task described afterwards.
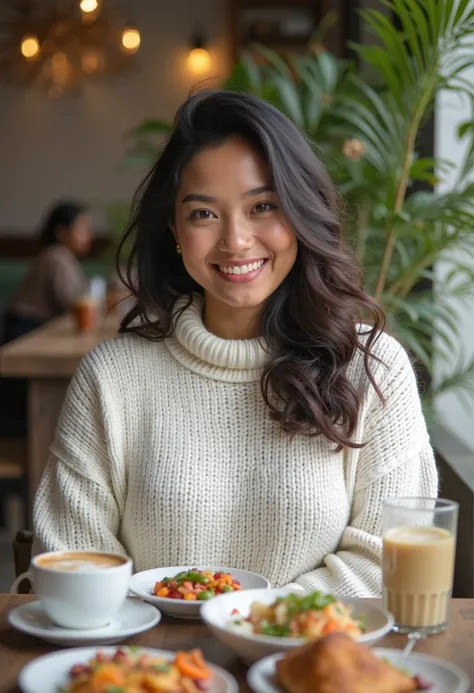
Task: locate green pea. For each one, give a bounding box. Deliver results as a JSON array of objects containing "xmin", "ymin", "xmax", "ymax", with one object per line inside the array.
[
  {"xmin": 153, "ymin": 664, "xmax": 170, "ymax": 673},
  {"xmin": 222, "ymin": 585, "xmax": 233, "ymax": 592},
  {"xmin": 197, "ymin": 590, "xmax": 214, "ymax": 601}
]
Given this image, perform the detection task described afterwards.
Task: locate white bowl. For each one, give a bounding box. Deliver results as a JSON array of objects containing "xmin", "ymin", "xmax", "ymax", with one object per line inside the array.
[
  {"xmin": 129, "ymin": 566, "xmax": 271, "ymax": 619},
  {"xmin": 200, "ymin": 587, "xmax": 394, "ymax": 663}
]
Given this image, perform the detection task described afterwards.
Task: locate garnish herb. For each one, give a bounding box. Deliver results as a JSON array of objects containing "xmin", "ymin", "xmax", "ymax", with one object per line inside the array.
[{"xmin": 260, "ymin": 624, "xmax": 291, "ymax": 637}]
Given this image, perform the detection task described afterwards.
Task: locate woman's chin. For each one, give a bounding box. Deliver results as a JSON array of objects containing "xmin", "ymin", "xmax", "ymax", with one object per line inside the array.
[{"xmin": 208, "ymin": 286, "xmax": 270, "ymax": 312}]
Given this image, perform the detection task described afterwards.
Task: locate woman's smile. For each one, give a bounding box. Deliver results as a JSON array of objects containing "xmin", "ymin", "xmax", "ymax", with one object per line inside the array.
[{"xmin": 212, "ymin": 258, "xmax": 268, "ymax": 283}]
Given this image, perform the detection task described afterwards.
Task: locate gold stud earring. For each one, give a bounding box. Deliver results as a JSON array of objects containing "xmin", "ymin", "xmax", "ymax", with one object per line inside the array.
[{"xmin": 176, "ymin": 243, "xmax": 182, "ymax": 254}]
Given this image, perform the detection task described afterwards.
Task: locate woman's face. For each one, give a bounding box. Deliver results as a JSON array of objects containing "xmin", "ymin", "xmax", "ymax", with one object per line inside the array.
[
  {"xmin": 59, "ymin": 213, "xmax": 92, "ymax": 256},
  {"xmin": 174, "ymin": 137, "xmax": 298, "ymax": 316}
]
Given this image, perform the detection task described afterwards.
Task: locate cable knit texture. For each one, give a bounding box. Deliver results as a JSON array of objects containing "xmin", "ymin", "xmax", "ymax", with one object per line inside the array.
[{"xmin": 34, "ymin": 295, "xmax": 438, "ymax": 596}]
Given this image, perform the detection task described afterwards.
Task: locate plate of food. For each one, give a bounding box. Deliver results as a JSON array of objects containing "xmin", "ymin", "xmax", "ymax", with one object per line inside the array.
[
  {"xmin": 247, "ymin": 633, "xmax": 470, "ymax": 693},
  {"xmin": 129, "ymin": 566, "xmax": 271, "ymax": 619},
  {"xmin": 18, "ymin": 645, "xmax": 239, "ymax": 693},
  {"xmin": 200, "ymin": 587, "xmax": 393, "ymax": 663}
]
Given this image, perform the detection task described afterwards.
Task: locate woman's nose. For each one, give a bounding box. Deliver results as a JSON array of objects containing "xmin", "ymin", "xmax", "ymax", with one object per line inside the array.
[{"xmin": 219, "ymin": 216, "xmax": 254, "ymax": 252}]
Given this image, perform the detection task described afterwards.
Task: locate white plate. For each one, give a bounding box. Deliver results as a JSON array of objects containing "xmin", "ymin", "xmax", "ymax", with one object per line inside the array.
[
  {"xmin": 8, "ymin": 598, "xmax": 160, "ymax": 646},
  {"xmin": 19, "ymin": 646, "xmax": 239, "ymax": 693},
  {"xmin": 129, "ymin": 566, "xmax": 270, "ymax": 619},
  {"xmin": 247, "ymin": 649, "xmax": 470, "ymax": 693},
  {"xmin": 200, "ymin": 588, "xmax": 394, "ymax": 663}
]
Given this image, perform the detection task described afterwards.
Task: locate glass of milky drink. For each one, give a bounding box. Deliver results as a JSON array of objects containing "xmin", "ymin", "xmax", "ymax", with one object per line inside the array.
[
  {"xmin": 382, "ymin": 498, "xmax": 458, "ymax": 635},
  {"xmin": 10, "ymin": 550, "xmax": 133, "ymax": 629}
]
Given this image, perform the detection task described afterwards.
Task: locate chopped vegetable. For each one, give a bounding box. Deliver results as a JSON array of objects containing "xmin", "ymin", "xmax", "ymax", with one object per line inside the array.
[
  {"xmin": 230, "ymin": 591, "xmax": 364, "ymax": 641},
  {"xmin": 197, "ymin": 591, "xmax": 213, "ymax": 601},
  {"xmin": 176, "ymin": 651, "xmax": 211, "ymax": 680},
  {"xmin": 60, "ymin": 648, "xmax": 212, "ymax": 693},
  {"xmin": 153, "ymin": 569, "xmax": 241, "ymax": 601},
  {"xmin": 260, "ymin": 623, "xmax": 292, "ymax": 637}
]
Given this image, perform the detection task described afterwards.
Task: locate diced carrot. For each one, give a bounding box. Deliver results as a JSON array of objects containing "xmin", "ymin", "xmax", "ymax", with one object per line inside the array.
[
  {"xmin": 191, "ymin": 650, "xmax": 208, "ymax": 670},
  {"xmin": 90, "ymin": 663, "xmax": 125, "ymax": 691},
  {"xmin": 322, "ymin": 621, "xmax": 343, "ymax": 634},
  {"xmin": 175, "ymin": 651, "xmax": 211, "ymax": 680},
  {"xmin": 184, "ymin": 592, "xmax": 197, "ymax": 600},
  {"xmin": 157, "ymin": 587, "xmax": 170, "ymax": 597}
]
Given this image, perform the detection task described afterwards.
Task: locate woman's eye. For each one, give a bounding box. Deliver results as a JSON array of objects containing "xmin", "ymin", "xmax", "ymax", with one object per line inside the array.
[
  {"xmin": 190, "ymin": 209, "xmax": 215, "ymax": 221},
  {"xmin": 252, "ymin": 202, "xmax": 276, "ymax": 214}
]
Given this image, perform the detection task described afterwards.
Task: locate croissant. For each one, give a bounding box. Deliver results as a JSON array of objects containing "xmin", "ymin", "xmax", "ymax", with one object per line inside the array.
[{"xmin": 276, "ymin": 633, "xmax": 416, "ymax": 693}]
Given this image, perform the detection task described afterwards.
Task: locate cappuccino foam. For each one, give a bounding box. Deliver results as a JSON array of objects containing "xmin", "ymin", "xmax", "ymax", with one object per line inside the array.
[{"xmin": 36, "ymin": 552, "xmax": 126, "ymax": 572}]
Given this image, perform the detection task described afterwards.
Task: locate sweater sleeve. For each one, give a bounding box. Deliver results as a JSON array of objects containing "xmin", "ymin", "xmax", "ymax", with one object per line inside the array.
[
  {"xmin": 289, "ymin": 339, "xmax": 438, "ymax": 597},
  {"xmin": 33, "ymin": 348, "xmax": 128, "ymax": 557}
]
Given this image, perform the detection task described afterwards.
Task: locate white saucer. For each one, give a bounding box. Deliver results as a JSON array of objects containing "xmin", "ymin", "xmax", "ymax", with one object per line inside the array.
[
  {"xmin": 8, "ymin": 598, "xmax": 161, "ymax": 646},
  {"xmin": 19, "ymin": 646, "xmax": 239, "ymax": 693},
  {"xmin": 247, "ymin": 649, "xmax": 470, "ymax": 693}
]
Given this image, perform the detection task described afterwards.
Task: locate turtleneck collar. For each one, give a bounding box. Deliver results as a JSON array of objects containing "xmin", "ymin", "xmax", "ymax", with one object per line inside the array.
[{"xmin": 164, "ymin": 295, "xmax": 269, "ymax": 383}]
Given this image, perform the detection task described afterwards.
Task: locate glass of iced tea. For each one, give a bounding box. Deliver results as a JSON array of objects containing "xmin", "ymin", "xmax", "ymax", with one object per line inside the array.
[
  {"xmin": 382, "ymin": 497, "xmax": 458, "ymax": 634},
  {"xmin": 73, "ymin": 295, "xmax": 99, "ymax": 332}
]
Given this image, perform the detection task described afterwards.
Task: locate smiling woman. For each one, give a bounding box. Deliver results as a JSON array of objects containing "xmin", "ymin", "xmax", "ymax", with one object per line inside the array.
[
  {"xmin": 173, "ymin": 138, "xmax": 298, "ymax": 339},
  {"xmin": 33, "ymin": 91, "xmax": 438, "ymax": 596}
]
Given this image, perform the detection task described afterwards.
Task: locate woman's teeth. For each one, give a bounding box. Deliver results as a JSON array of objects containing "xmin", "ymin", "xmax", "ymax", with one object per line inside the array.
[{"xmin": 217, "ymin": 260, "xmax": 265, "ymax": 275}]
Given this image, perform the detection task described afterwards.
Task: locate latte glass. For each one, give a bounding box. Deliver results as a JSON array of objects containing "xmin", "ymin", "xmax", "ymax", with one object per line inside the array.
[{"xmin": 382, "ymin": 498, "xmax": 458, "ymax": 634}]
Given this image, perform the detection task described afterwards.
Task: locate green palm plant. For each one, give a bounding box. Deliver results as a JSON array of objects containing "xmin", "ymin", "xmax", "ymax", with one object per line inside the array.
[{"xmin": 123, "ymin": 0, "xmax": 474, "ymax": 420}]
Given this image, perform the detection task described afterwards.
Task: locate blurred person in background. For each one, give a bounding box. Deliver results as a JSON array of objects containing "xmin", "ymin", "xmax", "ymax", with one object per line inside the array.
[
  {"xmin": 3, "ymin": 200, "xmax": 92, "ymax": 343},
  {"xmin": 0, "ymin": 201, "xmax": 92, "ymax": 437}
]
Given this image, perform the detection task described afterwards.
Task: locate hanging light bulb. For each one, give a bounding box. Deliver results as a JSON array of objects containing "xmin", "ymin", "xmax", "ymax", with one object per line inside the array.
[
  {"xmin": 79, "ymin": 0, "xmax": 98, "ymax": 12},
  {"xmin": 187, "ymin": 36, "xmax": 210, "ymax": 74},
  {"xmin": 121, "ymin": 27, "xmax": 140, "ymax": 54},
  {"xmin": 21, "ymin": 35, "xmax": 40, "ymax": 59}
]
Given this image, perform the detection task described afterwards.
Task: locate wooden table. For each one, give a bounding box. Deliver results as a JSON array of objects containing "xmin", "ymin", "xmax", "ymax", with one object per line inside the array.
[
  {"xmin": 0, "ymin": 314, "xmax": 119, "ymax": 521},
  {"xmin": 0, "ymin": 595, "xmax": 473, "ymax": 692}
]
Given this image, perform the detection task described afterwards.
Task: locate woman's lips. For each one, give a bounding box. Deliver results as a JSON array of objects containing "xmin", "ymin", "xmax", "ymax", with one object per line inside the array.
[{"xmin": 212, "ymin": 259, "xmax": 268, "ymax": 284}]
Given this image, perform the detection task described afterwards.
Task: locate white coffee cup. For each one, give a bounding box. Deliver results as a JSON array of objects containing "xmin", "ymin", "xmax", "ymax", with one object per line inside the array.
[{"xmin": 11, "ymin": 550, "xmax": 133, "ymax": 629}]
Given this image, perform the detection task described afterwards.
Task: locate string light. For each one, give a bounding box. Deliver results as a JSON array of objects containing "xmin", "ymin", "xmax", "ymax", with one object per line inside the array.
[
  {"xmin": 21, "ymin": 35, "xmax": 40, "ymax": 59},
  {"xmin": 121, "ymin": 27, "xmax": 141, "ymax": 54},
  {"xmin": 79, "ymin": 0, "xmax": 98, "ymax": 13}
]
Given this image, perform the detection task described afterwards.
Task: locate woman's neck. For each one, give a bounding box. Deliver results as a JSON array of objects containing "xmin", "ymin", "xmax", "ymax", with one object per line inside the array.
[{"xmin": 203, "ymin": 293, "xmax": 262, "ymax": 340}]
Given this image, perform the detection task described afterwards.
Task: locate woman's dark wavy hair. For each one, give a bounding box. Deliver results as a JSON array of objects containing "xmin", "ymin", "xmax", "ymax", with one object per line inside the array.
[
  {"xmin": 118, "ymin": 89, "xmax": 386, "ymax": 450},
  {"xmin": 39, "ymin": 200, "xmax": 86, "ymax": 247}
]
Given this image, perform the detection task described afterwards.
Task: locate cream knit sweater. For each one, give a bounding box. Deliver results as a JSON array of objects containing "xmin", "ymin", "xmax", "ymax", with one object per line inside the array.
[{"xmin": 34, "ymin": 296, "xmax": 438, "ymax": 596}]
